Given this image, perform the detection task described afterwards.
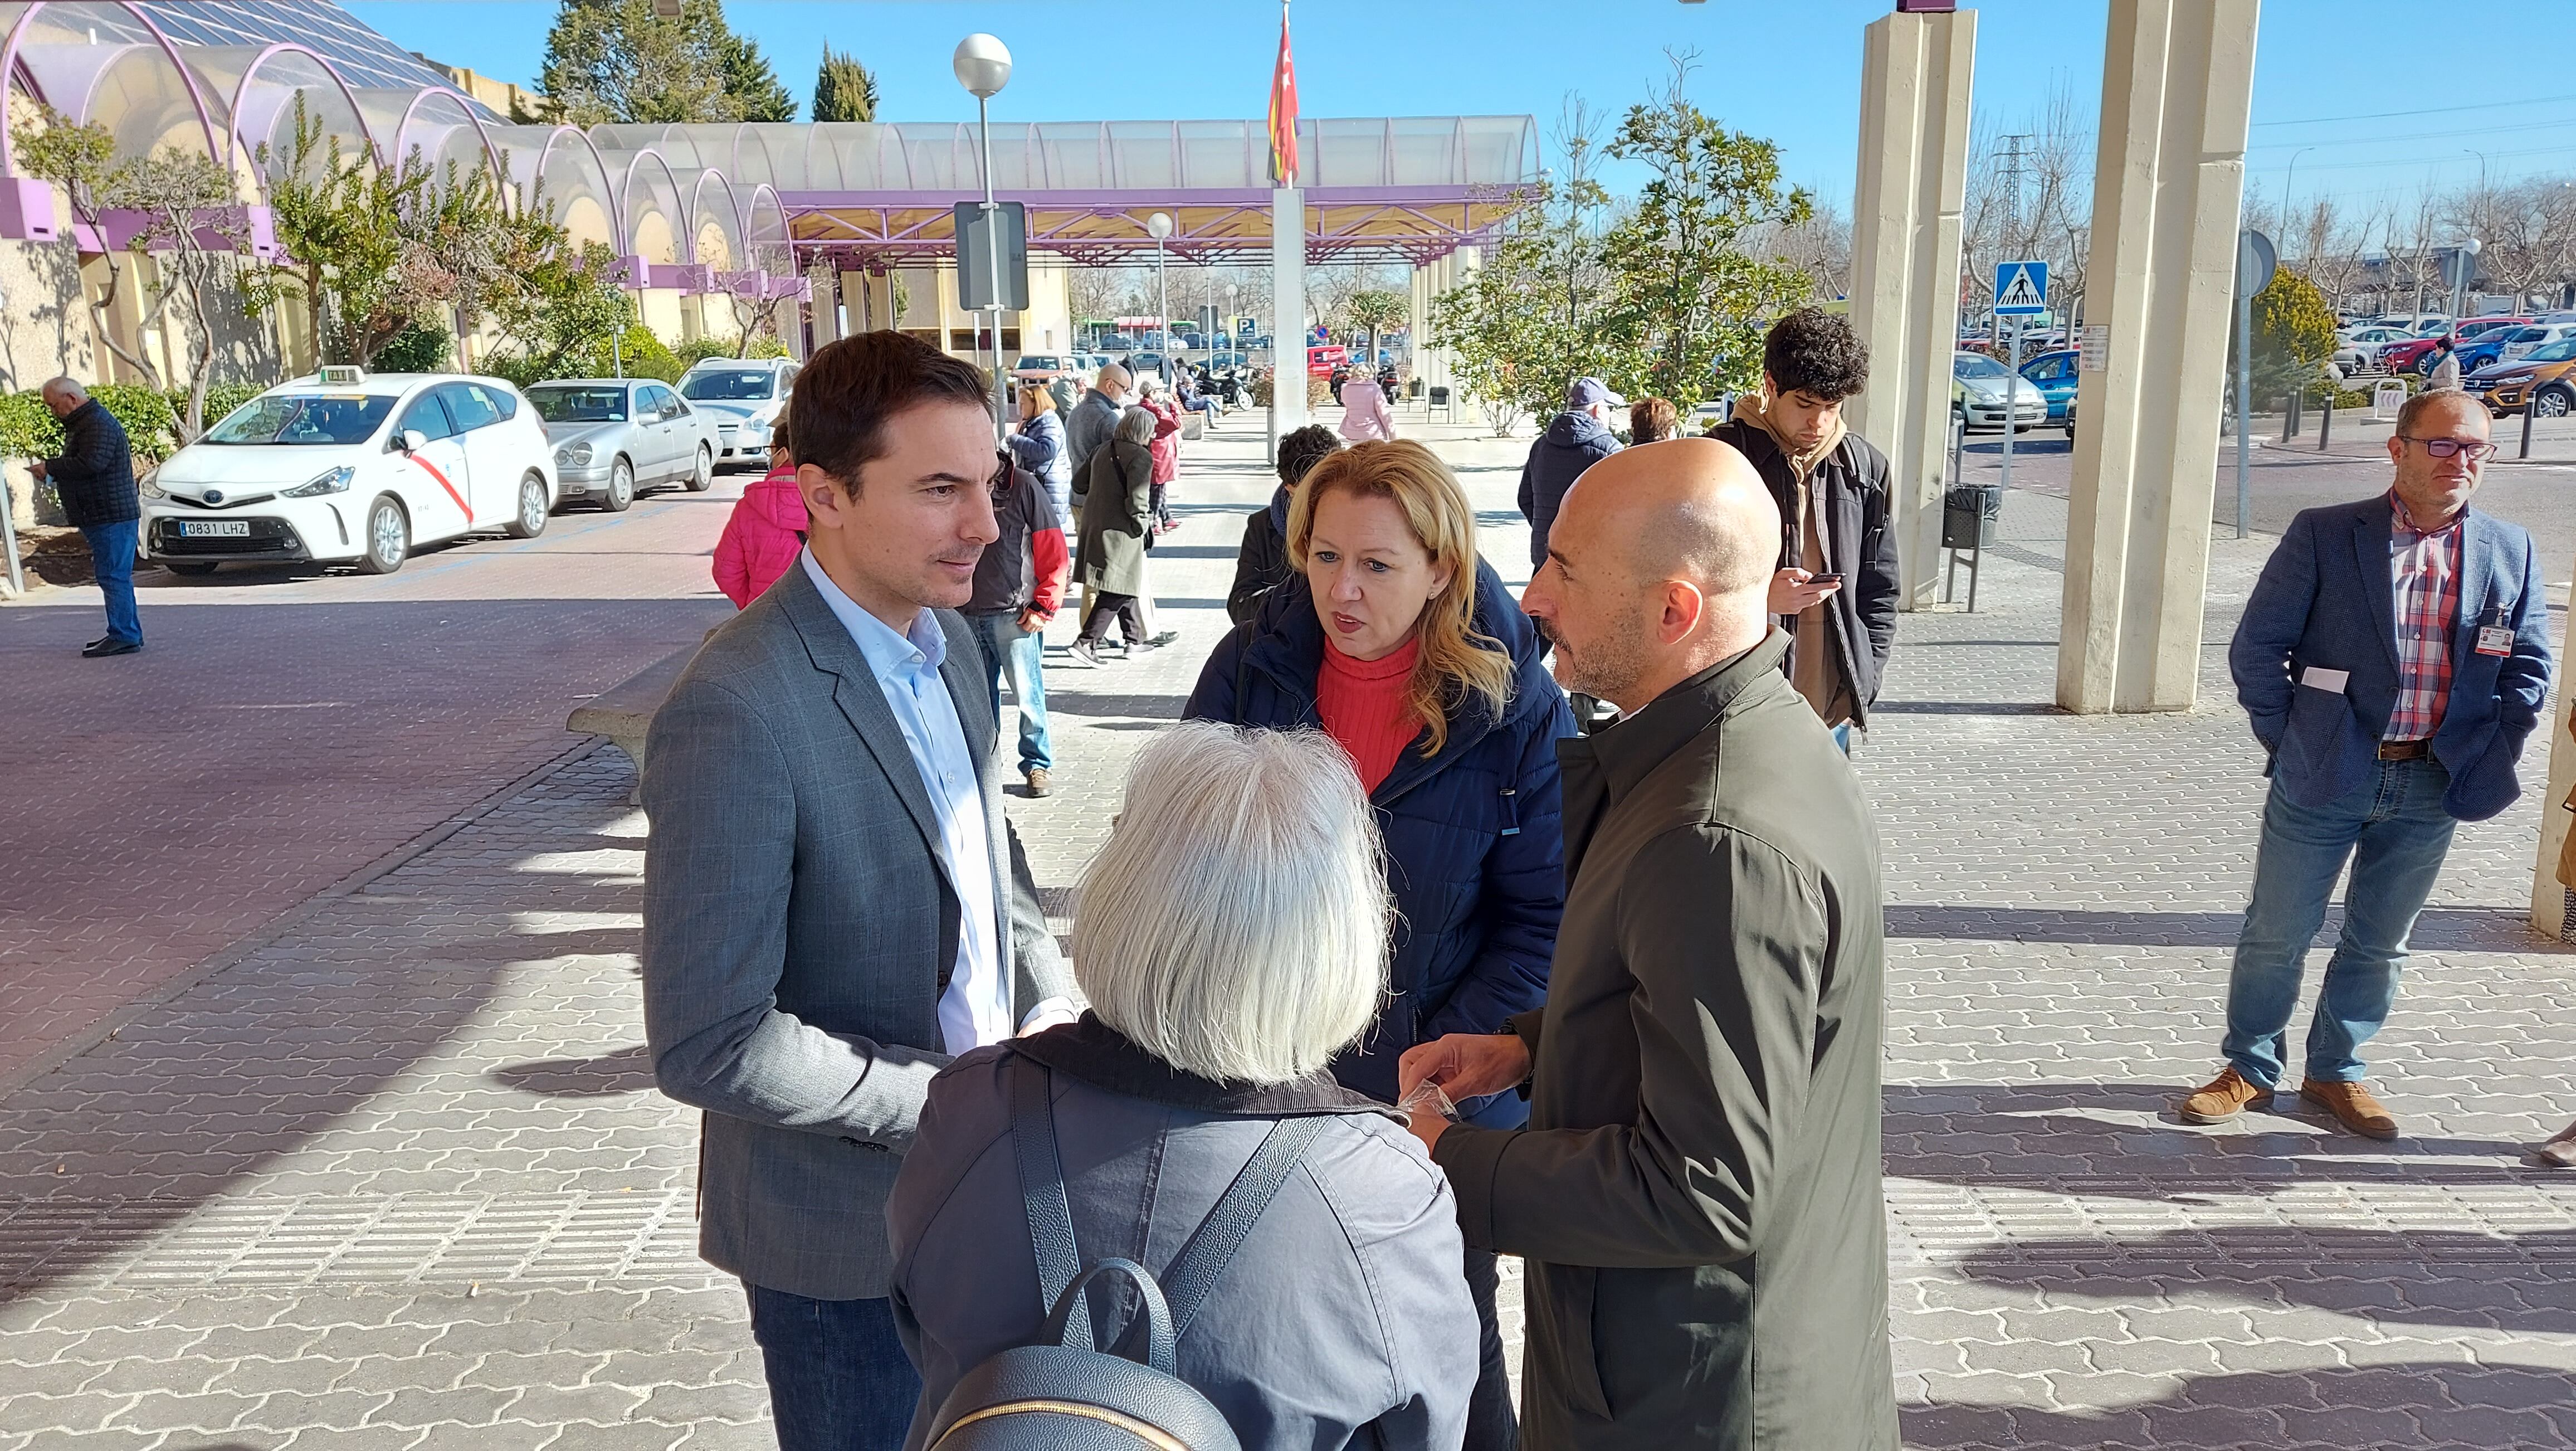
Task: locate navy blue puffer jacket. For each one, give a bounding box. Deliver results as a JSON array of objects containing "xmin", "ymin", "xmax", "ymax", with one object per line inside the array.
[{"xmin": 1184, "ymin": 557, "xmax": 1574, "ymax": 1123}]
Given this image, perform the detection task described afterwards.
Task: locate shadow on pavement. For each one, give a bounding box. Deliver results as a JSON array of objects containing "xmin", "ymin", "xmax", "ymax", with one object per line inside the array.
[
  {"xmin": 1882, "ymin": 1082, "xmax": 2541, "ymax": 1194},
  {"xmin": 1941, "ymin": 1225, "xmax": 2576, "ymax": 1336},
  {"xmin": 1884, "ymin": 905, "xmax": 2560, "ymax": 952},
  {"xmin": 491, "ymin": 1044, "xmax": 656, "ymax": 1098},
  {"xmin": 1900, "ymin": 1364, "xmax": 2576, "ymax": 1449}
]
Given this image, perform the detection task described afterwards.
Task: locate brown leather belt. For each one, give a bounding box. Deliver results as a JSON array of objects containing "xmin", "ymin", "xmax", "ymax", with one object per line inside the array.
[{"xmin": 2378, "ymin": 739, "xmax": 2432, "ymax": 761}]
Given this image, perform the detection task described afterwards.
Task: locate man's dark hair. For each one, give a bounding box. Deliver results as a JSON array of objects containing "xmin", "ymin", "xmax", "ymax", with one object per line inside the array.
[
  {"xmin": 1277, "ymin": 424, "xmax": 1341, "ymax": 486},
  {"xmin": 793, "ymin": 330, "xmax": 991, "ymax": 494},
  {"xmin": 769, "ymin": 404, "xmax": 793, "ymax": 460},
  {"xmin": 1763, "ymin": 308, "xmax": 1871, "ymax": 402}
]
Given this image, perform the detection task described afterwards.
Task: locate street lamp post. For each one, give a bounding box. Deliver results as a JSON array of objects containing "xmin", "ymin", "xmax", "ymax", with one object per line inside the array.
[
  {"xmin": 1146, "ymin": 212, "xmax": 1174, "ymax": 384},
  {"xmin": 2281, "ymin": 146, "xmax": 2314, "ymax": 266},
  {"xmin": 953, "ymin": 33, "xmax": 1013, "ymax": 445}
]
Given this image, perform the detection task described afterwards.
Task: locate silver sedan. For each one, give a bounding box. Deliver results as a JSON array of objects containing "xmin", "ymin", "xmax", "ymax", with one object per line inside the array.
[{"xmin": 524, "ymin": 378, "xmax": 721, "ymax": 512}]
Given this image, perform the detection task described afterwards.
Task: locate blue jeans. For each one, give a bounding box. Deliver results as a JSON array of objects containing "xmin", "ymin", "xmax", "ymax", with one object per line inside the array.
[
  {"xmin": 80, "ymin": 518, "xmax": 141, "ymax": 644},
  {"xmin": 2222, "ymin": 758, "xmax": 2457, "ymax": 1089},
  {"xmin": 744, "ymin": 1285, "xmax": 920, "ymax": 1451},
  {"xmin": 967, "ymin": 611, "xmax": 1052, "ymax": 773}
]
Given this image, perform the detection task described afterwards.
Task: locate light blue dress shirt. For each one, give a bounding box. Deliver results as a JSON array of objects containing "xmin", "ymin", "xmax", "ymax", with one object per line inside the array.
[{"xmin": 799, "ymin": 550, "xmax": 1011, "ymax": 1055}]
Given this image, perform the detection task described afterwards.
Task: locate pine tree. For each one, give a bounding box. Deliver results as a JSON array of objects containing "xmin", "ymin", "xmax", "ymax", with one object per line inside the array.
[
  {"xmin": 812, "ymin": 43, "xmax": 879, "ymax": 124},
  {"xmin": 535, "ymin": 0, "xmax": 794, "ymax": 125}
]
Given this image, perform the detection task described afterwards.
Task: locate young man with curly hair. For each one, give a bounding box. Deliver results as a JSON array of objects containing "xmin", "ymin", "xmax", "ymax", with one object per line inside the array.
[{"xmin": 1710, "ymin": 308, "xmax": 1900, "ymax": 749}]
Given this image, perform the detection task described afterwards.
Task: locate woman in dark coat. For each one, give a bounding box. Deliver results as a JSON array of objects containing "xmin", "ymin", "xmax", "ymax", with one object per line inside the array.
[
  {"xmin": 1069, "ymin": 405, "xmax": 1157, "ymax": 664},
  {"xmin": 1185, "ymin": 438, "xmax": 1573, "ymax": 1451},
  {"xmin": 887, "ymin": 723, "xmax": 1476, "ymax": 1451}
]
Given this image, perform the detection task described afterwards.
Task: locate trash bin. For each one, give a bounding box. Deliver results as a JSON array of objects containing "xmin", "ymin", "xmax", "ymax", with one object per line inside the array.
[{"xmin": 1943, "ymin": 483, "xmax": 2003, "ymax": 551}]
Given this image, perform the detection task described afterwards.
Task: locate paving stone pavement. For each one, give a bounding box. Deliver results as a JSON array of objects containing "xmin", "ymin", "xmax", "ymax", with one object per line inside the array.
[{"xmin": 3, "ymin": 405, "xmax": 2571, "ymax": 1449}]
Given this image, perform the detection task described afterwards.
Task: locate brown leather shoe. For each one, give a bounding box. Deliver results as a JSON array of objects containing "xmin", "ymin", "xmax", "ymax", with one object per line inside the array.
[
  {"xmin": 2178, "ymin": 1065, "xmax": 2273, "ymax": 1124},
  {"xmin": 2301, "ymin": 1080, "xmax": 2399, "ymax": 1140}
]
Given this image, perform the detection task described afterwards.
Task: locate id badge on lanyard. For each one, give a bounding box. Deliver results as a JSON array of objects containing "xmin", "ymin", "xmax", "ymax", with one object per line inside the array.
[{"xmin": 2475, "ymin": 601, "xmax": 2514, "ymax": 658}]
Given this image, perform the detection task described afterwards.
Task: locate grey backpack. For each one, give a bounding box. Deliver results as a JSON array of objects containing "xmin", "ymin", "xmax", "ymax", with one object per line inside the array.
[{"xmin": 919, "ymin": 1055, "xmax": 1321, "ymax": 1451}]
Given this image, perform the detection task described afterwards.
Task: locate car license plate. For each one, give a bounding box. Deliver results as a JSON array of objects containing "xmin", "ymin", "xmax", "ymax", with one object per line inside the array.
[{"xmin": 179, "ymin": 520, "xmax": 250, "ymax": 538}]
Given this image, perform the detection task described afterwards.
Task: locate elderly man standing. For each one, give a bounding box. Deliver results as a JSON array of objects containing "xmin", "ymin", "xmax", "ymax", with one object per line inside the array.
[
  {"xmin": 31, "ymin": 378, "xmax": 141, "ymax": 657},
  {"xmin": 1515, "ymin": 376, "xmax": 1623, "ymax": 569},
  {"xmin": 2183, "ymin": 388, "xmax": 2552, "ymax": 1140},
  {"xmin": 1401, "ymin": 439, "xmax": 1897, "ymax": 1450},
  {"xmin": 1064, "ymin": 361, "xmax": 1131, "ymax": 473}
]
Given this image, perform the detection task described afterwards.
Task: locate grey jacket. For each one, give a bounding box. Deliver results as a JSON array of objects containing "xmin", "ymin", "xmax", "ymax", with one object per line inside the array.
[
  {"xmin": 641, "ymin": 559, "xmax": 1072, "ymax": 1301},
  {"xmin": 1435, "ymin": 633, "xmax": 1897, "ymax": 1450},
  {"xmin": 1065, "ymin": 387, "xmax": 1122, "ymax": 471},
  {"xmin": 888, "ymin": 1019, "xmax": 1477, "ymax": 1451}
]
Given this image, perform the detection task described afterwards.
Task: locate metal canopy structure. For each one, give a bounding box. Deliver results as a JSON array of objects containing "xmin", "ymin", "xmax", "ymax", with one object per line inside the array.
[
  {"xmin": 0, "ymin": 2, "xmax": 1534, "ymax": 295},
  {"xmin": 767, "ymin": 117, "xmax": 1539, "ymax": 271}
]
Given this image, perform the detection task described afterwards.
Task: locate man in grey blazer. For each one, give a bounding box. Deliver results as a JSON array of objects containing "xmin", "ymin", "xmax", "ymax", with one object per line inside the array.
[{"xmin": 642, "ymin": 330, "xmax": 1075, "ymax": 1450}]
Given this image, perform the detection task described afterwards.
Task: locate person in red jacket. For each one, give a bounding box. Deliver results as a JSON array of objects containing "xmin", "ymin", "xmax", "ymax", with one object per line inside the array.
[
  {"xmin": 965, "ymin": 457, "xmax": 1071, "ymax": 797},
  {"xmin": 712, "ymin": 422, "xmax": 808, "ymax": 608}
]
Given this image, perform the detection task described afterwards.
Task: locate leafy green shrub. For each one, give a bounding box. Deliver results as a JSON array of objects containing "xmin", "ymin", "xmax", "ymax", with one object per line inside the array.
[
  {"xmin": 2251, "ymin": 267, "xmax": 2339, "ymax": 403},
  {"xmin": 670, "ymin": 337, "xmax": 738, "ymax": 370},
  {"xmin": 596, "ymin": 325, "xmax": 682, "ymax": 382},
  {"xmin": 374, "ymin": 319, "xmax": 455, "ymax": 374},
  {"xmin": 197, "ymin": 382, "xmax": 266, "ymax": 430}
]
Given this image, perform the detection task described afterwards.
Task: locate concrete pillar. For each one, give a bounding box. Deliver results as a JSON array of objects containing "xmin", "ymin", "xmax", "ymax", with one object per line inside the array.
[
  {"xmin": 811, "ymin": 264, "xmax": 842, "ymax": 345},
  {"xmin": 841, "ymin": 270, "xmax": 872, "ymax": 333},
  {"xmin": 2056, "ymin": 0, "xmax": 2260, "ymax": 714},
  {"xmin": 2535, "ymin": 538, "xmax": 2576, "ymax": 943},
  {"xmin": 1272, "ymin": 187, "xmax": 1306, "ymax": 437},
  {"xmin": 1845, "ymin": 7, "xmax": 1975, "ymax": 611}
]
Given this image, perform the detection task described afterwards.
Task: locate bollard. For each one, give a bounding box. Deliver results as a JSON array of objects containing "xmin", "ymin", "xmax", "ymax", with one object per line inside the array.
[
  {"xmin": 2523, "ymin": 398, "xmax": 2538, "ymax": 460},
  {"xmin": 2319, "ymin": 393, "xmax": 2333, "ymax": 450},
  {"xmin": 2284, "ymin": 390, "xmax": 2301, "ymax": 443}
]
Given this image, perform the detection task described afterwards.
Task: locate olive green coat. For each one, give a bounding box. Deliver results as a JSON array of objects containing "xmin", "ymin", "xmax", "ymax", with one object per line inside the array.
[
  {"xmin": 1072, "ymin": 439, "xmax": 1153, "ymax": 599},
  {"xmin": 1435, "ymin": 633, "xmax": 1897, "ymax": 1451}
]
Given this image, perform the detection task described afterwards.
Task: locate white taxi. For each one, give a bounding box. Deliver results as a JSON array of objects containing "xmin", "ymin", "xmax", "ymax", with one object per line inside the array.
[{"xmin": 140, "ymin": 368, "xmax": 557, "ymax": 576}]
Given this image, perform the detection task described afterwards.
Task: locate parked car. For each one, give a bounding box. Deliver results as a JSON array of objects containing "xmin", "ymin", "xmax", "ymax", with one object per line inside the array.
[
  {"xmin": 1010, "ymin": 353, "xmax": 1075, "ymax": 383},
  {"xmin": 1953, "ymin": 350, "xmax": 2047, "ymax": 432},
  {"xmin": 677, "ymin": 356, "xmax": 797, "ymax": 470},
  {"xmin": 525, "ymin": 378, "xmax": 718, "ymax": 512},
  {"xmin": 2459, "ymin": 323, "xmax": 2576, "ymax": 374},
  {"xmin": 2466, "ymin": 335, "xmax": 2576, "ymax": 418},
  {"xmin": 140, "ymin": 369, "xmax": 556, "ymax": 576},
  {"xmin": 1307, "ymin": 344, "xmax": 1350, "ymax": 378},
  {"xmin": 2379, "ymin": 318, "xmax": 2531, "ymax": 375},
  {"xmin": 2018, "ymin": 348, "xmax": 2080, "ymax": 421},
  {"xmin": 2333, "ymin": 325, "xmax": 2416, "ymax": 373}
]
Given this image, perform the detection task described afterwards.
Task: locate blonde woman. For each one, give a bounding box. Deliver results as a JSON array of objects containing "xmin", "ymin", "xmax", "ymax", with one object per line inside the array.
[
  {"xmin": 1007, "ymin": 383, "xmax": 1072, "ymax": 520},
  {"xmin": 1183, "ymin": 438, "xmax": 1572, "ymax": 1451}
]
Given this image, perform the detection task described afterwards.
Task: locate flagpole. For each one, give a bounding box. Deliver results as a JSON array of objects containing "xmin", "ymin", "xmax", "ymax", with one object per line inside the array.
[{"xmin": 1269, "ymin": 0, "xmax": 1304, "ymax": 457}]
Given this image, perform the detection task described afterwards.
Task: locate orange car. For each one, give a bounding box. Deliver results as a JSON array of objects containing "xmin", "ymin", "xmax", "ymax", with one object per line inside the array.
[{"xmin": 2464, "ymin": 335, "xmax": 2576, "ymax": 418}]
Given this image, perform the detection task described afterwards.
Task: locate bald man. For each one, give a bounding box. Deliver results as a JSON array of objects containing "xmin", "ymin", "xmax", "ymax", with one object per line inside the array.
[{"xmin": 1400, "ymin": 439, "xmax": 1896, "ymax": 1450}]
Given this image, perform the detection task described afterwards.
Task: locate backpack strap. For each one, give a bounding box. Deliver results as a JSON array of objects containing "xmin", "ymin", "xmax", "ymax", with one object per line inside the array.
[
  {"xmin": 1158, "ymin": 1116, "xmax": 1326, "ymax": 1337},
  {"xmin": 1009, "ymin": 1054, "xmax": 1082, "ymax": 1313}
]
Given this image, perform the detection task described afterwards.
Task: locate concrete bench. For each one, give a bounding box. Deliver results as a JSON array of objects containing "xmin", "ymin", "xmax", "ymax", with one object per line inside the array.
[{"xmin": 568, "ymin": 642, "xmax": 702, "ymax": 802}]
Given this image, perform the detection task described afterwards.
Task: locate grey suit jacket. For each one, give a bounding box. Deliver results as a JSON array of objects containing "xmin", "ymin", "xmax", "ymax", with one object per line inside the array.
[{"xmin": 641, "ymin": 558, "xmax": 1072, "ymax": 1300}]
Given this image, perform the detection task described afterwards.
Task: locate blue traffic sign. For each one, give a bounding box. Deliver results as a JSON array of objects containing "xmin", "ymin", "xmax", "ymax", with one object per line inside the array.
[{"xmin": 1994, "ymin": 260, "xmax": 2050, "ymax": 316}]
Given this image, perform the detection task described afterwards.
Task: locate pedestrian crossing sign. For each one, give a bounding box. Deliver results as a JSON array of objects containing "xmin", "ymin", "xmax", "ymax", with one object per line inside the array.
[{"xmin": 1994, "ymin": 260, "xmax": 2049, "ymax": 316}]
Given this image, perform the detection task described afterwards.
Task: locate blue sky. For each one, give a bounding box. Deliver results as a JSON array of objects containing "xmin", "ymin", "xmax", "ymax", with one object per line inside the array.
[{"xmin": 348, "ymin": 0, "xmax": 2576, "ymax": 222}]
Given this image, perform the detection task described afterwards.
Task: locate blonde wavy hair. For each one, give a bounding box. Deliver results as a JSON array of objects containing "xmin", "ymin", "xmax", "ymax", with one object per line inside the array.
[{"xmin": 1287, "ymin": 439, "xmax": 1513, "ymax": 756}]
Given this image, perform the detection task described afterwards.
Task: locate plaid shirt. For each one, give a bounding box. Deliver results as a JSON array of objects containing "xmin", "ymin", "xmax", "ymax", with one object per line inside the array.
[{"xmin": 2385, "ymin": 491, "xmax": 2463, "ymax": 741}]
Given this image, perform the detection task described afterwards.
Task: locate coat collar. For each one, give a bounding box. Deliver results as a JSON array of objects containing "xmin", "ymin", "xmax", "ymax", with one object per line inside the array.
[
  {"xmin": 1012, "ymin": 1014, "xmax": 1399, "ymax": 1120},
  {"xmin": 1555, "ymin": 631, "xmax": 1790, "ymax": 877},
  {"xmin": 773, "ymin": 555, "xmax": 991, "ymax": 893}
]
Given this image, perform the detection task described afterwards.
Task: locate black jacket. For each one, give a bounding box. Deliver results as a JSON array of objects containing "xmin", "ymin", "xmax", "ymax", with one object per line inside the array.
[
  {"xmin": 1711, "ymin": 419, "xmax": 1900, "ymax": 725},
  {"xmin": 45, "ymin": 399, "xmax": 137, "ymax": 528},
  {"xmin": 1516, "ymin": 410, "xmax": 1621, "ymax": 567},
  {"xmin": 965, "ymin": 462, "xmax": 1064, "ymax": 617},
  {"xmin": 1185, "ymin": 560, "xmax": 1574, "ymax": 1115},
  {"xmin": 1226, "ymin": 485, "xmax": 1294, "ymax": 624}
]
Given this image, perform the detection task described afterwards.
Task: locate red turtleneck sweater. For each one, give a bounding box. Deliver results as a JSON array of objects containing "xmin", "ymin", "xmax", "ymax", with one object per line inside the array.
[{"xmin": 1316, "ymin": 637, "xmax": 1422, "ymax": 792}]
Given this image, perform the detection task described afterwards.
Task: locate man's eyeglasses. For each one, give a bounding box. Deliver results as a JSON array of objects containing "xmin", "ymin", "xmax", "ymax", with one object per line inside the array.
[{"xmin": 2397, "ymin": 435, "xmax": 2499, "ymax": 462}]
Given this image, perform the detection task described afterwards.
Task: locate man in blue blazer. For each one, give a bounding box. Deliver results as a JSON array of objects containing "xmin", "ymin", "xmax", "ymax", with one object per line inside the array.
[{"xmin": 2184, "ymin": 390, "xmax": 2553, "ymax": 1139}]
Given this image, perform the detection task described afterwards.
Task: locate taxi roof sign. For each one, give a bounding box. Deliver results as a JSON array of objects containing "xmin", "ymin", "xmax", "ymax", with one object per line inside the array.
[{"xmin": 316, "ymin": 364, "xmax": 364, "ymax": 386}]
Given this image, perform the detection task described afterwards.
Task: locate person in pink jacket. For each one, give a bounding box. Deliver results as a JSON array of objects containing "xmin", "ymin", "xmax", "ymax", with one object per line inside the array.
[
  {"xmin": 1338, "ymin": 374, "xmax": 1398, "ymax": 442},
  {"xmin": 712, "ymin": 430, "xmax": 808, "ymax": 609}
]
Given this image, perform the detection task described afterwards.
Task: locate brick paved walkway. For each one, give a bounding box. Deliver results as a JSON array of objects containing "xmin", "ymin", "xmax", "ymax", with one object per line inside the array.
[
  {"xmin": 2, "ymin": 408, "xmax": 2570, "ymax": 1449},
  {"xmin": 0, "ymin": 489, "xmax": 738, "ymax": 1089}
]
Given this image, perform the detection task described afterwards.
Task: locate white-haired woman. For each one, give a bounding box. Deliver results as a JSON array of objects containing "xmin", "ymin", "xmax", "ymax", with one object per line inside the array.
[{"xmin": 886, "ymin": 723, "xmax": 1477, "ymax": 1451}]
